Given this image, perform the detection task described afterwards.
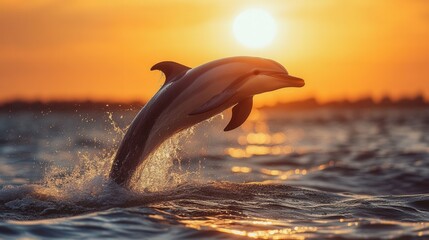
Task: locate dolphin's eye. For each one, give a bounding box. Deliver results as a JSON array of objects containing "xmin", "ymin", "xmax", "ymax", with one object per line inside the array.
[{"xmin": 253, "ymin": 70, "xmax": 260, "ymax": 75}]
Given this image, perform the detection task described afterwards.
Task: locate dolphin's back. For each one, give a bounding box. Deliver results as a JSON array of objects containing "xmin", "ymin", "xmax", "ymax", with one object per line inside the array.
[
  {"xmin": 109, "ymin": 57, "xmax": 255, "ymax": 187},
  {"xmin": 109, "ymin": 65, "xmax": 204, "ymax": 187},
  {"xmin": 109, "ymin": 56, "xmax": 304, "ymax": 188}
]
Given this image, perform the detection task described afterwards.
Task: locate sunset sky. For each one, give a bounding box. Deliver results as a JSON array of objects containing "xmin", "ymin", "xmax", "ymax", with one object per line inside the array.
[{"xmin": 1, "ymin": 0, "xmax": 428, "ymax": 106}]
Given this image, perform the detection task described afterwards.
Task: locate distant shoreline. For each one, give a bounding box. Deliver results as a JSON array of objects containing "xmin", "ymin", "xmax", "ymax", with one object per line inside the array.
[
  {"xmin": 0, "ymin": 96, "xmax": 428, "ymax": 112},
  {"xmin": 0, "ymin": 100, "xmax": 145, "ymax": 112},
  {"xmin": 261, "ymin": 95, "xmax": 428, "ymax": 111}
]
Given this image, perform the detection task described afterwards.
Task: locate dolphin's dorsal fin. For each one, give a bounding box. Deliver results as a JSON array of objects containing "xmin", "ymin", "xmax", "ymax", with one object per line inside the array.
[
  {"xmin": 224, "ymin": 97, "xmax": 253, "ymax": 131},
  {"xmin": 151, "ymin": 61, "xmax": 191, "ymax": 84}
]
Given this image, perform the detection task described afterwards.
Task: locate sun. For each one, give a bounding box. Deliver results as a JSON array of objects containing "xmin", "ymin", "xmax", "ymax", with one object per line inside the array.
[{"xmin": 233, "ymin": 8, "xmax": 277, "ymax": 49}]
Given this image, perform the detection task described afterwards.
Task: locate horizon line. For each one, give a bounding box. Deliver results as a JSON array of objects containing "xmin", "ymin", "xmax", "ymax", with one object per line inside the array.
[
  {"xmin": 0, "ymin": 93, "xmax": 428, "ymax": 105},
  {"xmin": 1, "ymin": 95, "xmax": 428, "ymax": 112}
]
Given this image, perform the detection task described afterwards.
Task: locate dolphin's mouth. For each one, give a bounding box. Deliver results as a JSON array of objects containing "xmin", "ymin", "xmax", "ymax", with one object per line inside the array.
[{"xmin": 263, "ymin": 71, "xmax": 305, "ymax": 87}]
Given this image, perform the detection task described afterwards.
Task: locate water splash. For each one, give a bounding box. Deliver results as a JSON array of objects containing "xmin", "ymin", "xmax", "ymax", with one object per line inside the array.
[
  {"xmin": 131, "ymin": 127, "xmax": 196, "ymax": 192},
  {"xmin": 130, "ymin": 114, "xmax": 223, "ymax": 192},
  {"xmin": 107, "ymin": 112, "xmax": 127, "ymax": 137},
  {"xmin": 0, "ymin": 111, "xmax": 224, "ymax": 220},
  {"xmin": 40, "ymin": 151, "xmax": 114, "ymax": 202},
  {"xmin": 32, "ymin": 113, "xmax": 120, "ymax": 200},
  {"xmin": 39, "ymin": 112, "xmax": 222, "ymax": 198}
]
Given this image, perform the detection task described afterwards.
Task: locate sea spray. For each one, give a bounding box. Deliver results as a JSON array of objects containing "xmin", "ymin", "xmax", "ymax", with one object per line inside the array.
[
  {"xmin": 37, "ymin": 113, "xmax": 123, "ymax": 199},
  {"xmin": 130, "ymin": 114, "xmax": 228, "ymax": 192},
  {"xmin": 124, "ymin": 114, "xmax": 223, "ymax": 192},
  {"xmin": 131, "ymin": 127, "xmax": 196, "ymax": 192},
  {"xmin": 39, "ymin": 112, "xmax": 222, "ymax": 198}
]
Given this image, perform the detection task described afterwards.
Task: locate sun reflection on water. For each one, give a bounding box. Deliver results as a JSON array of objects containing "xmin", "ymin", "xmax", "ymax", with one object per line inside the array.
[
  {"xmin": 231, "ymin": 166, "xmax": 252, "ymax": 173},
  {"xmin": 227, "ymin": 145, "xmax": 293, "ymax": 158},
  {"xmin": 180, "ymin": 217, "xmax": 317, "ymax": 240},
  {"xmin": 178, "ymin": 215, "xmax": 429, "ymax": 240},
  {"xmin": 227, "ymin": 116, "xmax": 336, "ymax": 181},
  {"xmin": 237, "ymin": 132, "xmax": 287, "ymax": 145},
  {"xmin": 231, "ymin": 161, "xmax": 334, "ymax": 181},
  {"xmin": 226, "ymin": 117, "xmax": 293, "ymax": 159}
]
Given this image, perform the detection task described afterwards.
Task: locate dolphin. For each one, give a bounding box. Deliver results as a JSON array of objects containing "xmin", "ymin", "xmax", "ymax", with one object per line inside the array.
[{"xmin": 109, "ymin": 56, "xmax": 304, "ymax": 188}]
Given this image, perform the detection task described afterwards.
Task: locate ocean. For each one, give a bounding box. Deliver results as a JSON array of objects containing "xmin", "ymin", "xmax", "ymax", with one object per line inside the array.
[{"xmin": 0, "ymin": 107, "xmax": 428, "ymax": 239}]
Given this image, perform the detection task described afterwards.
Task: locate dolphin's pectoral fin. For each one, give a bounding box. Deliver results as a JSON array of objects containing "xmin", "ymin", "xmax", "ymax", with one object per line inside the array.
[
  {"xmin": 189, "ymin": 90, "xmax": 235, "ymax": 115},
  {"xmin": 224, "ymin": 97, "xmax": 253, "ymax": 131},
  {"xmin": 151, "ymin": 61, "xmax": 191, "ymax": 85}
]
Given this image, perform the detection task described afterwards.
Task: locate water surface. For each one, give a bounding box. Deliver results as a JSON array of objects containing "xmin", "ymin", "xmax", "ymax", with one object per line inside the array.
[{"xmin": 1, "ymin": 108, "xmax": 428, "ymax": 239}]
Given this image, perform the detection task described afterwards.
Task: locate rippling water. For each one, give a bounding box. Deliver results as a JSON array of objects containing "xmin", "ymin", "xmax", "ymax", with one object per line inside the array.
[{"xmin": 0, "ymin": 108, "xmax": 428, "ymax": 239}]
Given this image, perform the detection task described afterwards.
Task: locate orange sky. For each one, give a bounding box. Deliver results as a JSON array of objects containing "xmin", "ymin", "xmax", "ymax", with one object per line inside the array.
[{"xmin": 1, "ymin": 0, "xmax": 428, "ymax": 106}]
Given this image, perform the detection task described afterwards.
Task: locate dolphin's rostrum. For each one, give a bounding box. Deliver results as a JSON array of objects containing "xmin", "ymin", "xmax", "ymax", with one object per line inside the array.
[{"xmin": 109, "ymin": 56, "xmax": 305, "ymax": 188}]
